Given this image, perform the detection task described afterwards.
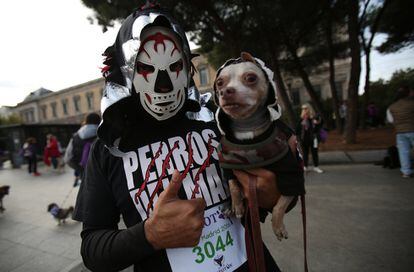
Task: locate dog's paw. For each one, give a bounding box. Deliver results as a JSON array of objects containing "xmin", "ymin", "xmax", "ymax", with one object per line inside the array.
[
  {"xmin": 271, "ymin": 214, "xmax": 288, "ymax": 241},
  {"xmin": 232, "ymin": 201, "xmax": 245, "ymax": 219},
  {"xmin": 272, "ymin": 223, "xmax": 288, "ymax": 241}
]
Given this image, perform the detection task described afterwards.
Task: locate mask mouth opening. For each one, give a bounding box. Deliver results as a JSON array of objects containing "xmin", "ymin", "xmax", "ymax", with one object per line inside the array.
[{"xmin": 158, "ymin": 101, "xmax": 173, "ymax": 106}]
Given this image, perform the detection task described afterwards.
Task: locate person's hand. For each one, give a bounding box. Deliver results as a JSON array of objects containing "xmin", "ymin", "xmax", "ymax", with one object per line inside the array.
[
  {"xmin": 232, "ymin": 168, "xmax": 280, "ymax": 210},
  {"xmin": 144, "ymin": 170, "xmax": 206, "ymax": 250}
]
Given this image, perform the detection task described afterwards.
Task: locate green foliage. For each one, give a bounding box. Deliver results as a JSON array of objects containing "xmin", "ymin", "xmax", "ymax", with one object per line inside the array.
[
  {"xmin": 81, "ymin": 0, "xmax": 348, "ymax": 72},
  {"xmin": 376, "ymin": 0, "xmax": 414, "ymax": 53},
  {"xmin": 365, "ymin": 68, "xmax": 414, "ymax": 119},
  {"xmin": 0, "ymin": 114, "xmax": 21, "ymax": 126}
]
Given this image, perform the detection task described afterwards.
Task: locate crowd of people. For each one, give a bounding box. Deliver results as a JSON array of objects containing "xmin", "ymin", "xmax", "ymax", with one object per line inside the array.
[{"xmin": 4, "ymin": 5, "xmax": 411, "ymax": 272}]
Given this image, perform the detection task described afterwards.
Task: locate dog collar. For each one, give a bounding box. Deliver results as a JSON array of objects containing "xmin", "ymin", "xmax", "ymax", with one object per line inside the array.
[{"xmin": 218, "ymin": 122, "xmax": 289, "ymax": 169}]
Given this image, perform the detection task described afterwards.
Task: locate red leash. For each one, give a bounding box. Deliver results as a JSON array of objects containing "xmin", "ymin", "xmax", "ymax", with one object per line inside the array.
[
  {"xmin": 301, "ymin": 194, "xmax": 309, "ymax": 272},
  {"xmin": 245, "ymin": 177, "xmax": 309, "ymax": 272},
  {"xmin": 245, "ymin": 174, "xmax": 266, "ymax": 272}
]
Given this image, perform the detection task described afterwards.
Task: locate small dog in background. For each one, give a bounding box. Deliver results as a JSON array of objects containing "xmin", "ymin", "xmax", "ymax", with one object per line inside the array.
[
  {"xmin": 214, "ymin": 52, "xmax": 305, "ymax": 241},
  {"xmin": 0, "ymin": 185, "xmax": 10, "ymax": 213},
  {"xmin": 47, "ymin": 203, "xmax": 74, "ymax": 225}
]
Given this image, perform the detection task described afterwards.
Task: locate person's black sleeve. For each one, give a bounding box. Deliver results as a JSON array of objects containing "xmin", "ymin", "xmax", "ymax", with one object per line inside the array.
[
  {"xmin": 80, "ymin": 223, "xmax": 155, "ymax": 272},
  {"xmin": 74, "ymin": 140, "xmax": 156, "ymax": 271}
]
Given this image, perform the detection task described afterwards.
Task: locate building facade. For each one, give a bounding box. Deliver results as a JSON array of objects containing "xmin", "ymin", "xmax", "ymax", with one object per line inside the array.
[
  {"xmin": 192, "ymin": 54, "xmax": 217, "ymax": 94},
  {"xmin": 13, "ymin": 79, "xmax": 104, "ymax": 125},
  {"xmin": 37, "ymin": 79, "xmax": 104, "ymax": 124},
  {"xmin": 190, "ymin": 54, "xmax": 351, "ymax": 110},
  {"xmin": 10, "ymin": 54, "xmax": 350, "ymax": 125},
  {"xmin": 285, "ymin": 58, "xmax": 351, "ymax": 108}
]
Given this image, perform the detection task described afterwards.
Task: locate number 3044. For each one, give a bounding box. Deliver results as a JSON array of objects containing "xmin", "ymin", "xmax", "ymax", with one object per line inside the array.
[{"xmin": 192, "ymin": 231, "xmax": 234, "ymax": 264}]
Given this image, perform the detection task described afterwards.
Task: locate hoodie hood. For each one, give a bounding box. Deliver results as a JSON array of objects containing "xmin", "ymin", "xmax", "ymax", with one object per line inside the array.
[
  {"xmin": 78, "ymin": 124, "xmax": 98, "ymax": 140},
  {"xmin": 213, "ymin": 53, "xmax": 282, "ymax": 136},
  {"xmin": 97, "ymin": 6, "xmax": 202, "ymax": 149}
]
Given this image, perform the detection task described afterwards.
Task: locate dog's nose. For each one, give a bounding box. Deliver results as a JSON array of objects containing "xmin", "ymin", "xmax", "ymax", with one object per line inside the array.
[{"xmin": 219, "ymin": 87, "xmax": 236, "ymax": 97}]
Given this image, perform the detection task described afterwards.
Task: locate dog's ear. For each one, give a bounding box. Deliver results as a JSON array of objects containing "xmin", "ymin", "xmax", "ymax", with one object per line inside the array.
[{"xmin": 240, "ymin": 52, "xmax": 257, "ymax": 64}]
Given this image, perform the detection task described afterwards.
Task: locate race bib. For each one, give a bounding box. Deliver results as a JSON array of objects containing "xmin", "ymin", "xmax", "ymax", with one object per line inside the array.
[{"xmin": 166, "ymin": 203, "xmax": 247, "ymax": 272}]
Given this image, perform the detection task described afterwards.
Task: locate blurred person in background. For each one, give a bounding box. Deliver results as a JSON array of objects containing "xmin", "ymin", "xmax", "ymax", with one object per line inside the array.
[
  {"xmin": 366, "ymin": 102, "xmax": 379, "ymax": 128},
  {"xmin": 65, "ymin": 112, "xmax": 101, "ymax": 187},
  {"xmin": 339, "ymin": 100, "xmax": 347, "ymax": 133},
  {"xmin": 22, "ymin": 137, "xmax": 40, "ymax": 176},
  {"xmin": 388, "ymin": 86, "xmax": 414, "ymax": 178},
  {"xmin": 297, "ymin": 103, "xmax": 324, "ymax": 173},
  {"xmin": 43, "ymin": 134, "xmax": 61, "ymax": 170}
]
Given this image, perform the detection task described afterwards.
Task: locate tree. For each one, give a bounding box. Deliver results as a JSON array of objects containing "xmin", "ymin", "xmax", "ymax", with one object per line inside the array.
[
  {"xmin": 82, "ymin": 0, "xmax": 300, "ymax": 126},
  {"xmin": 359, "ymin": 0, "xmax": 390, "ymax": 128},
  {"xmin": 376, "ymin": 0, "xmax": 414, "ymax": 53},
  {"xmin": 0, "ymin": 114, "xmax": 21, "ymax": 126},
  {"xmin": 344, "ymin": 0, "xmax": 361, "ymax": 144},
  {"xmin": 81, "ymin": 0, "xmax": 352, "ymax": 128},
  {"xmin": 368, "ymin": 68, "xmax": 414, "ymax": 121},
  {"xmin": 318, "ymin": 0, "xmax": 348, "ymax": 131}
]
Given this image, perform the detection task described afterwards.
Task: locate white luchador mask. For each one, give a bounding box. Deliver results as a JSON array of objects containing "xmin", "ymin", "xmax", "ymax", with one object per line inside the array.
[{"xmin": 133, "ymin": 26, "xmax": 188, "ymax": 121}]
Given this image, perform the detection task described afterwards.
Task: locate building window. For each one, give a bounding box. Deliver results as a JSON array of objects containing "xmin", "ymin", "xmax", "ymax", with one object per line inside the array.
[
  {"xmin": 199, "ymin": 66, "xmax": 209, "ymax": 86},
  {"xmin": 291, "ymin": 88, "xmax": 301, "ymax": 106},
  {"xmin": 73, "ymin": 96, "xmax": 81, "ymax": 112},
  {"xmin": 41, "ymin": 106, "xmax": 47, "ymax": 120},
  {"xmin": 51, "ymin": 102, "xmax": 57, "ymax": 118},
  {"xmin": 86, "ymin": 93, "xmax": 94, "ymax": 110},
  {"xmin": 61, "ymin": 99, "xmax": 68, "ymax": 115}
]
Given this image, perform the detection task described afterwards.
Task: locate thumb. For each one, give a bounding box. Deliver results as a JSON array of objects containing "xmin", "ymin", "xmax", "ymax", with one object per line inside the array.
[{"xmin": 161, "ymin": 170, "xmax": 183, "ymax": 201}]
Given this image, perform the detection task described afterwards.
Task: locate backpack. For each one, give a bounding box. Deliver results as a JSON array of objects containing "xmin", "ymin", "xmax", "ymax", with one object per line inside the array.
[{"xmin": 64, "ymin": 133, "xmax": 94, "ymax": 171}]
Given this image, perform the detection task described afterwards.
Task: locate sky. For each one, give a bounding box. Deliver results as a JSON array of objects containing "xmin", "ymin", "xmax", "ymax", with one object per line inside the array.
[{"xmin": 0, "ymin": 0, "xmax": 413, "ymax": 107}]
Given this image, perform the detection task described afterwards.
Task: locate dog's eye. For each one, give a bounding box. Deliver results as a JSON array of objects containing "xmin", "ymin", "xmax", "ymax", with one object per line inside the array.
[
  {"xmin": 216, "ymin": 78, "xmax": 224, "ymax": 89},
  {"xmin": 244, "ymin": 73, "xmax": 257, "ymax": 84}
]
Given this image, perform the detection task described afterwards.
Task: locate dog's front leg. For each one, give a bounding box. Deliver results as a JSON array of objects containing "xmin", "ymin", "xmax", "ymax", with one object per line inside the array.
[
  {"xmin": 225, "ymin": 179, "xmax": 245, "ymax": 218},
  {"xmin": 271, "ymin": 195, "xmax": 294, "ymax": 241}
]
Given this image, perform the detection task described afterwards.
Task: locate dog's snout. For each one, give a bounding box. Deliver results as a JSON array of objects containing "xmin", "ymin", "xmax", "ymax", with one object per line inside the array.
[{"xmin": 219, "ymin": 87, "xmax": 236, "ymax": 98}]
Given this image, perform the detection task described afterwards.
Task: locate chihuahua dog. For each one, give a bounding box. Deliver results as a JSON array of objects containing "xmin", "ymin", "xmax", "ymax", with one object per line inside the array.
[
  {"xmin": 47, "ymin": 203, "xmax": 74, "ymax": 225},
  {"xmin": 214, "ymin": 52, "xmax": 304, "ymax": 241},
  {"xmin": 0, "ymin": 185, "xmax": 10, "ymax": 213}
]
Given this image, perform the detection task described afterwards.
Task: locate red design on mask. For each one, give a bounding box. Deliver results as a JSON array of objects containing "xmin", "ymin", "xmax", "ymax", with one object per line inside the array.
[
  {"xmin": 140, "ymin": 32, "xmax": 180, "ymax": 55},
  {"xmin": 145, "ymin": 93, "xmax": 152, "ymax": 104},
  {"xmin": 138, "ymin": 47, "xmax": 151, "ymax": 60}
]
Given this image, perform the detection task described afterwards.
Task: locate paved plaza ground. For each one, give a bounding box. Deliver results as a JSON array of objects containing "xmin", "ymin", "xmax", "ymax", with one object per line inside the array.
[{"xmin": 0, "ymin": 162, "xmax": 413, "ymax": 272}]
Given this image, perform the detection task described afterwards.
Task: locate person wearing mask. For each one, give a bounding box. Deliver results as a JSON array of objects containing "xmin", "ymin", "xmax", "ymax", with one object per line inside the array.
[
  {"xmin": 297, "ymin": 103, "xmax": 324, "ymax": 173},
  {"xmin": 73, "ymin": 5, "xmax": 284, "ymax": 272}
]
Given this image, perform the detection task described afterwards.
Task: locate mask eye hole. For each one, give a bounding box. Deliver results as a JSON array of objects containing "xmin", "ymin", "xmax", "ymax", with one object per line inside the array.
[
  {"xmin": 244, "ymin": 73, "xmax": 257, "ymax": 85},
  {"xmin": 169, "ymin": 59, "xmax": 183, "ymax": 72},
  {"xmin": 136, "ymin": 62, "xmax": 155, "ymax": 74}
]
